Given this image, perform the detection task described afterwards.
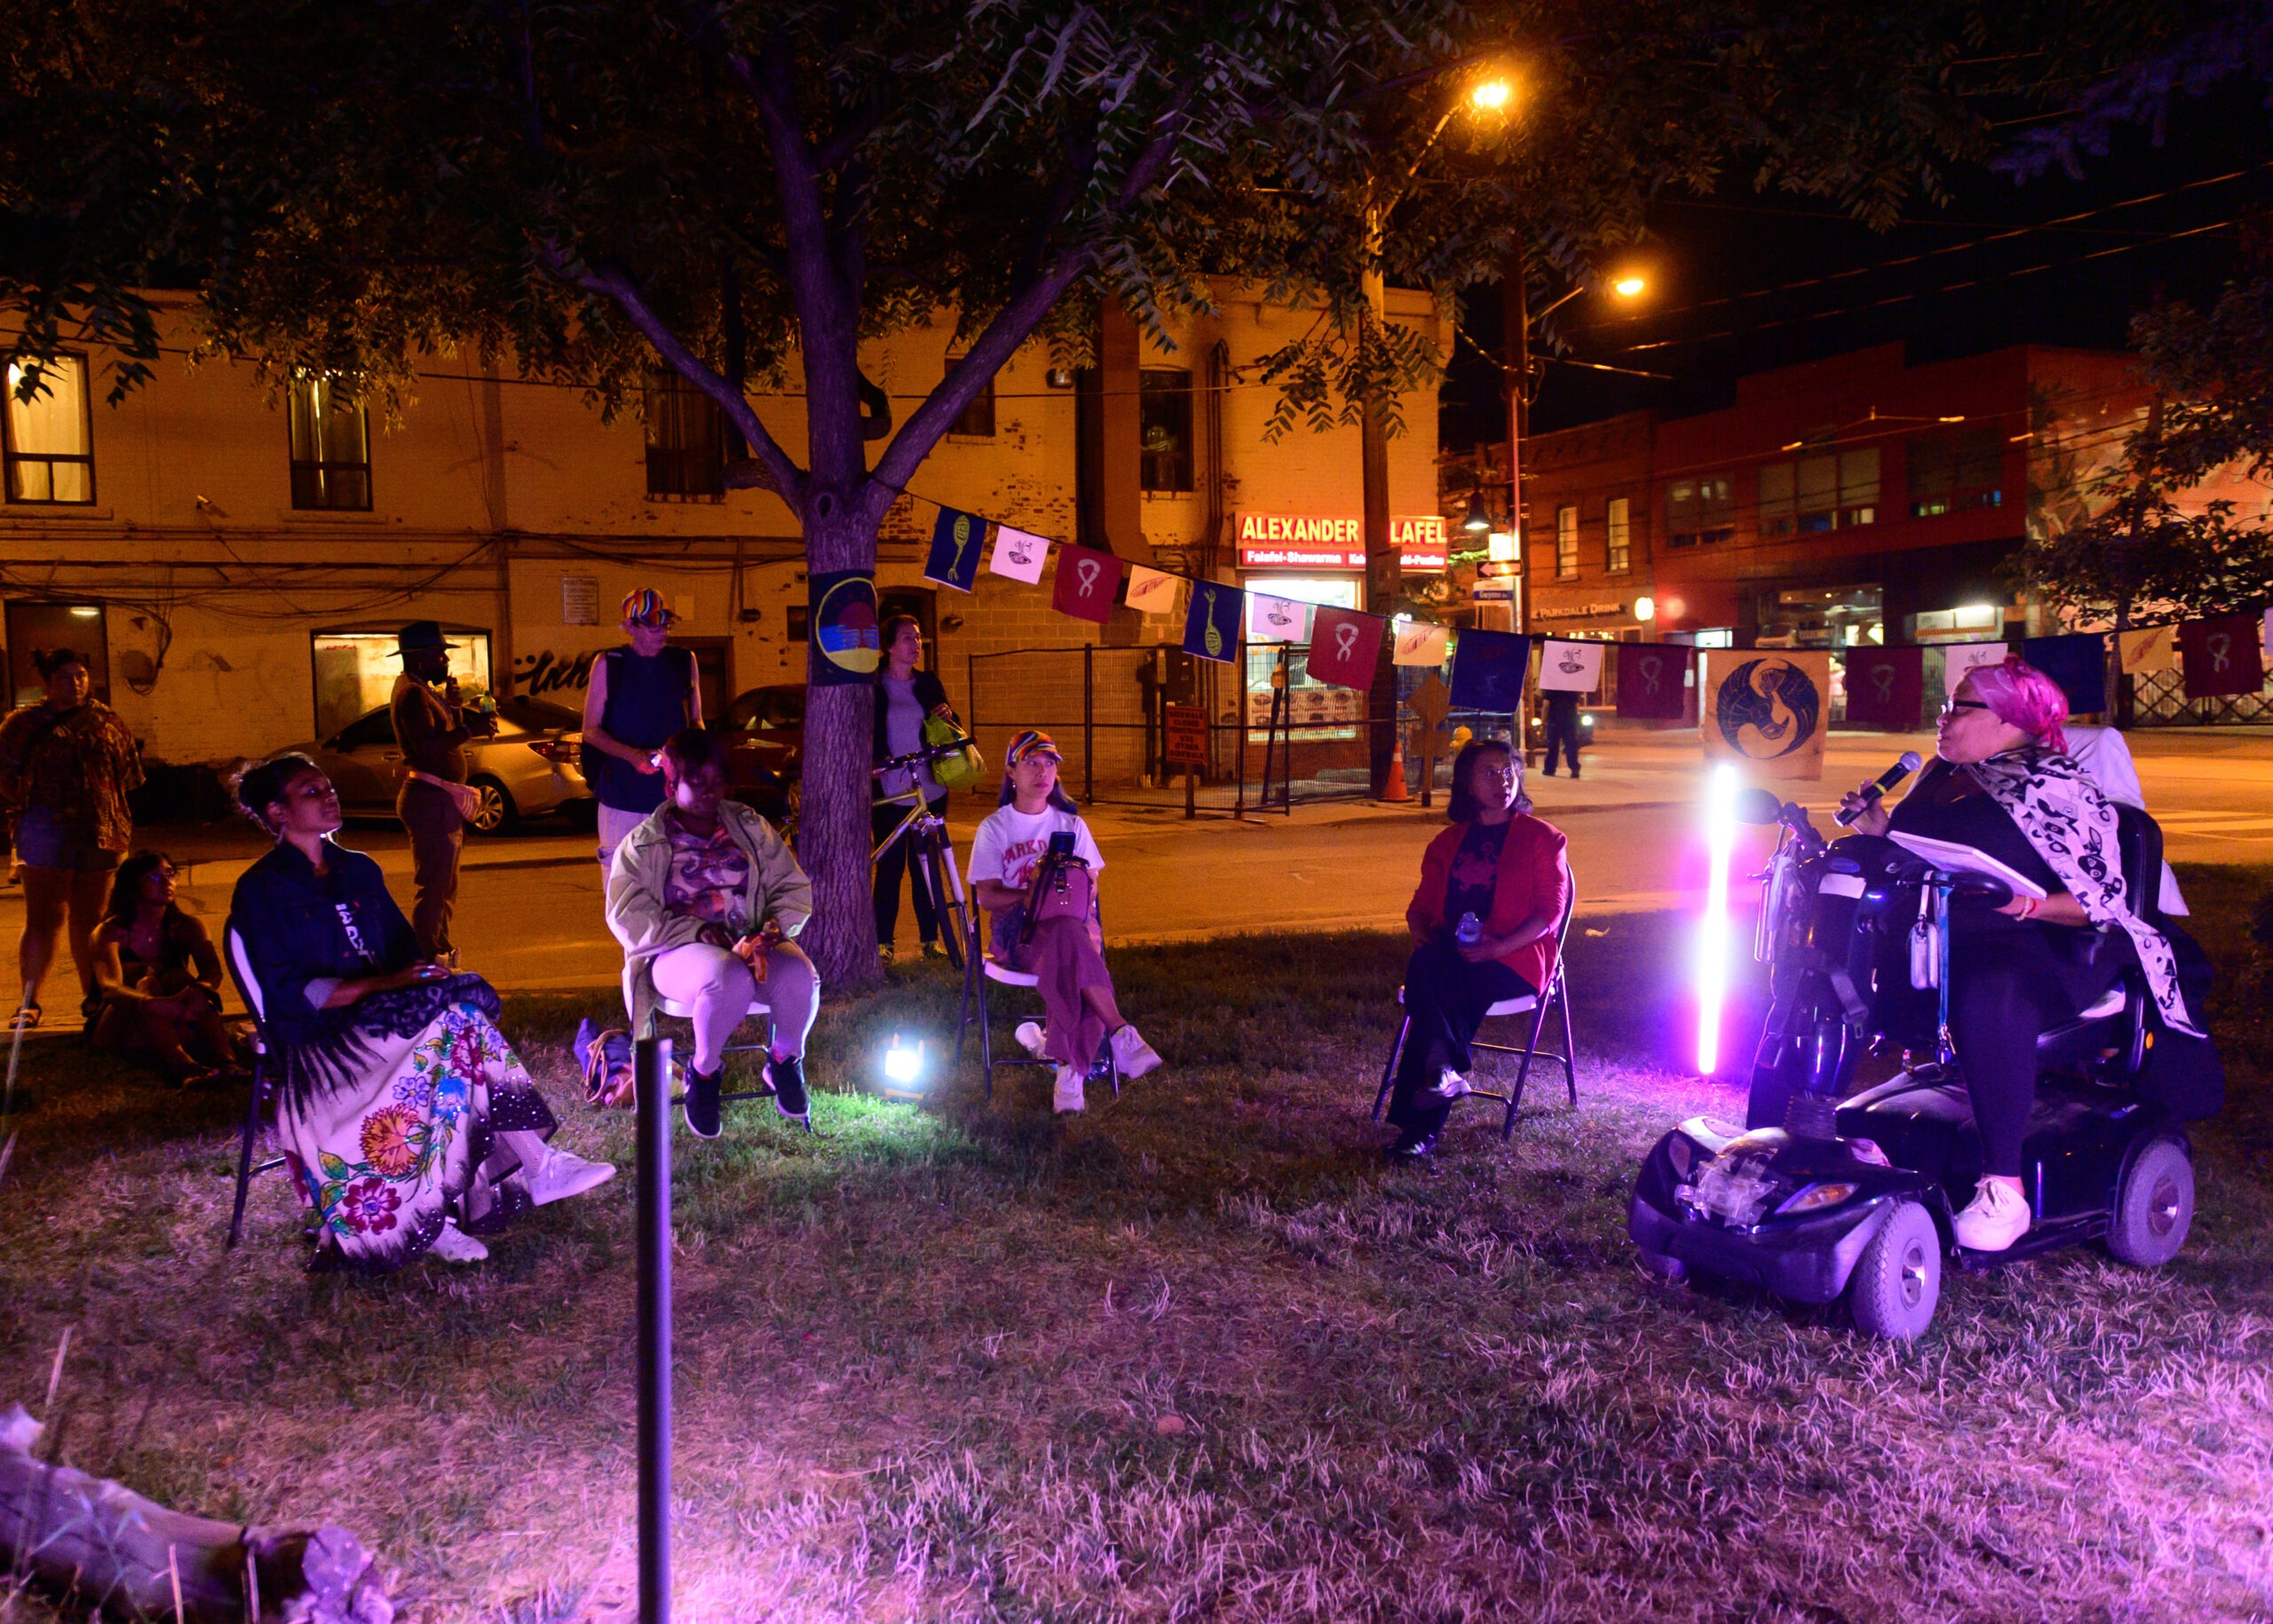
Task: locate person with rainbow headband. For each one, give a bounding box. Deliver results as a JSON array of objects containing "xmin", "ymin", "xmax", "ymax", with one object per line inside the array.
[{"xmin": 582, "ymin": 588, "xmax": 702, "ymax": 871}]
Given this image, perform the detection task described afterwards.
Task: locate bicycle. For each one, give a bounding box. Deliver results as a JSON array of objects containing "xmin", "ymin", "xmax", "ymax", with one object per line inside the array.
[{"xmin": 870, "ymin": 737, "xmax": 975, "ymax": 970}]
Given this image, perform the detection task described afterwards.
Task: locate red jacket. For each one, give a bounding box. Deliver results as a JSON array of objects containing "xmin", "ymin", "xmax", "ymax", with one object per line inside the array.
[{"xmin": 1406, "ymin": 812, "xmax": 1571, "ymax": 993}]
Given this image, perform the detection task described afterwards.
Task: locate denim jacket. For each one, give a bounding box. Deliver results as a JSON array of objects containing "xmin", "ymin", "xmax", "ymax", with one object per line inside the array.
[{"xmin": 228, "ymin": 839, "xmax": 417, "ymax": 1046}]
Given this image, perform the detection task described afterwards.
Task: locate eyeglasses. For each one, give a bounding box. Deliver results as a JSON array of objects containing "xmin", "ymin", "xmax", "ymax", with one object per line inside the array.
[{"xmin": 1939, "ymin": 699, "xmax": 1992, "ymax": 717}]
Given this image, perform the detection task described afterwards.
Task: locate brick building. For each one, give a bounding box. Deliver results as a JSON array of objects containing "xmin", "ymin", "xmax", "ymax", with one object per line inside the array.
[{"xmin": 0, "ymin": 283, "xmax": 1442, "ymax": 790}]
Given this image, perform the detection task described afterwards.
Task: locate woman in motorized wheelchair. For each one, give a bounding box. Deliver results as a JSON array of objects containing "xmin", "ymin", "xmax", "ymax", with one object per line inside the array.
[{"xmin": 1839, "ymin": 655, "xmax": 2207, "ymax": 1253}]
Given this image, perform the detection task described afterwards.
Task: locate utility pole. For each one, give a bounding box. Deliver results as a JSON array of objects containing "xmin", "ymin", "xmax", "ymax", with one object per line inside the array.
[
  {"xmin": 1504, "ymin": 244, "xmax": 1531, "ymax": 759},
  {"xmin": 1361, "ymin": 202, "xmax": 1399, "ymax": 797}
]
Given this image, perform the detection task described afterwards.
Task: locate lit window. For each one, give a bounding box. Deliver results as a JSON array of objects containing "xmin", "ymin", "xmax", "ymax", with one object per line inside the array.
[
  {"xmin": 643, "ymin": 370, "xmax": 725, "ymax": 499},
  {"xmin": 945, "ymin": 356, "xmax": 995, "ymax": 438},
  {"xmin": 1556, "ymin": 505, "xmax": 1579, "ymax": 578},
  {"xmin": 1908, "ymin": 430, "xmax": 2002, "ymax": 518},
  {"xmin": 4, "ymin": 357, "xmax": 95, "ymax": 505},
  {"xmin": 1667, "ymin": 474, "xmax": 1734, "ymax": 547},
  {"xmin": 1759, "ymin": 463, "xmax": 1794, "ymax": 537},
  {"xmin": 288, "ymin": 376, "xmax": 372, "ymax": 511},
  {"xmin": 1758, "ymin": 447, "xmax": 1879, "ymax": 535},
  {"xmin": 1140, "ymin": 369, "xmax": 1193, "ymax": 493},
  {"xmin": 1605, "ymin": 497, "xmax": 1631, "ymax": 573}
]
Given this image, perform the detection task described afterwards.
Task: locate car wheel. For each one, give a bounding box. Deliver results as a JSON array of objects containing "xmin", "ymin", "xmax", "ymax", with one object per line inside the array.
[
  {"xmin": 1848, "ymin": 1200, "xmax": 1940, "ymax": 1342},
  {"xmin": 2108, "ymin": 1137, "xmax": 2193, "ymax": 1267},
  {"xmin": 467, "ymin": 775, "xmax": 517, "ymax": 836}
]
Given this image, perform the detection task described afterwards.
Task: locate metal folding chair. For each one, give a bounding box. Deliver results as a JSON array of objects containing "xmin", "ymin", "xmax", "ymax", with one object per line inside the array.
[
  {"xmin": 1373, "ymin": 856, "xmax": 1580, "ymax": 1142},
  {"xmin": 222, "ymin": 925, "xmax": 292, "ymax": 1249},
  {"xmin": 954, "ymin": 909, "xmax": 1120, "ymax": 1105},
  {"xmin": 631, "ymin": 967, "xmax": 812, "ymax": 1132}
]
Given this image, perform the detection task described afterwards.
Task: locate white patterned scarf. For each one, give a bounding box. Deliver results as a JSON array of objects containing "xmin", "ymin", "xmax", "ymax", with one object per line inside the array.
[{"xmin": 1964, "ymin": 749, "xmax": 2201, "ymax": 1036}]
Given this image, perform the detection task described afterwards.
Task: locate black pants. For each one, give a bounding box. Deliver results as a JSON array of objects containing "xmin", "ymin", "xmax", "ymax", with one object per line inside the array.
[
  {"xmin": 872, "ymin": 793, "xmax": 948, "ymax": 947},
  {"xmin": 1948, "ymin": 923, "xmax": 2104, "ymax": 1177},
  {"xmin": 1541, "ymin": 710, "xmax": 1582, "ymax": 776},
  {"xmin": 397, "ymin": 780, "xmax": 463, "ymax": 959},
  {"xmin": 1387, "ymin": 939, "xmax": 1533, "ymax": 1137}
]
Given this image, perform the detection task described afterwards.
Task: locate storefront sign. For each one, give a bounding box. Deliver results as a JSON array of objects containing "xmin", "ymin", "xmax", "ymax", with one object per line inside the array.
[
  {"xmin": 1532, "ymin": 602, "xmax": 1628, "ymax": 622},
  {"xmin": 1235, "ymin": 513, "xmax": 1447, "ymax": 572}
]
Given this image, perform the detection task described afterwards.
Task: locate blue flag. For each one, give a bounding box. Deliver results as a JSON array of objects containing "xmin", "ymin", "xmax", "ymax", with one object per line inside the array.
[
  {"xmin": 1183, "ymin": 579, "xmax": 1243, "ymax": 664},
  {"xmin": 1449, "ymin": 629, "xmax": 1532, "ymax": 713},
  {"xmin": 2021, "ymin": 632, "xmax": 2109, "ymax": 715},
  {"xmin": 924, "ymin": 506, "xmax": 988, "ymax": 593}
]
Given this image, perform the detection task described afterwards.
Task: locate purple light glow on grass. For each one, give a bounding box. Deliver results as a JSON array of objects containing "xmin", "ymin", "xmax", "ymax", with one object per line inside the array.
[{"xmin": 1696, "ymin": 764, "xmax": 1738, "ymax": 1075}]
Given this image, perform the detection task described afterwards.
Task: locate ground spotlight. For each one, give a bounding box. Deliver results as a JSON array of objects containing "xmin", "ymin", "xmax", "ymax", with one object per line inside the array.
[{"xmin": 881, "ymin": 1034, "xmax": 926, "ymax": 1097}]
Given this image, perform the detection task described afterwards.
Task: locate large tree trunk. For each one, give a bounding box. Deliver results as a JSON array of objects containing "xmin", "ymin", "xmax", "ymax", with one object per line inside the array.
[
  {"xmin": 0, "ymin": 1405, "xmax": 392, "ymax": 1623},
  {"xmin": 797, "ymin": 488, "xmax": 885, "ymax": 992}
]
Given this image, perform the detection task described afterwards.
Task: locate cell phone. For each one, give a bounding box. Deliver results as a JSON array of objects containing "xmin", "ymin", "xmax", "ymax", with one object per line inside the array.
[{"xmin": 1048, "ymin": 830, "xmax": 1077, "ymax": 857}]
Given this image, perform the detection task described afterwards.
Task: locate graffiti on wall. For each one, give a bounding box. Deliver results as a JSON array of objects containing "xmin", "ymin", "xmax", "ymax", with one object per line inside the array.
[{"xmin": 515, "ymin": 648, "xmax": 598, "ymax": 698}]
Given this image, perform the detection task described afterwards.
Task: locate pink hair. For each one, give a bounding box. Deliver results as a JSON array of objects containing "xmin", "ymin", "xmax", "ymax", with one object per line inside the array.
[{"xmin": 1968, "ymin": 655, "xmax": 2069, "ymax": 753}]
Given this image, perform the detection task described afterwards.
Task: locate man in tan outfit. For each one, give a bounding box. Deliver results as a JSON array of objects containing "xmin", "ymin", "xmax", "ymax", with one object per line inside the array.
[{"xmin": 389, "ymin": 621, "xmax": 495, "ymax": 960}]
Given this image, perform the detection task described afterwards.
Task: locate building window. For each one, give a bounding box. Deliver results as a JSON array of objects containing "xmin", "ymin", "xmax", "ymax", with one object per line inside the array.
[
  {"xmin": 287, "ymin": 376, "xmax": 372, "ymax": 510},
  {"xmin": 1758, "ymin": 448, "xmax": 1879, "ymax": 536},
  {"xmin": 1556, "ymin": 505, "xmax": 1579, "ymax": 578},
  {"xmin": 1605, "ymin": 496, "xmax": 1631, "ymax": 573},
  {"xmin": 4, "ymin": 357, "xmax": 95, "ymax": 505},
  {"xmin": 1908, "ymin": 429, "xmax": 2003, "ymax": 518},
  {"xmin": 946, "ymin": 356, "xmax": 995, "ymax": 438},
  {"xmin": 643, "ymin": 370, "xmax": 726, "ymax": 499},
  {"xmin": 1666, "ymin": 474, "xmax": 1734, "ymax": 547},
  {"xmin": 1140, "ymin": 368, "xmax": 1193, "ymax": 493}
]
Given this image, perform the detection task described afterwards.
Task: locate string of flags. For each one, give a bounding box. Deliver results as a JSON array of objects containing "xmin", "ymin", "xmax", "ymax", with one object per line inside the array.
[{"xmin": 862, "ymin": 491, "xmax": 2273, "ymax": 717}]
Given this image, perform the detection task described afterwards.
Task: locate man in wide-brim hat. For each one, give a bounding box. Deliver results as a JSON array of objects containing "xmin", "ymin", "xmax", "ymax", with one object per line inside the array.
[{"xmin": 389, "ymin": 621, "xmax": 493, "ymax": 959}]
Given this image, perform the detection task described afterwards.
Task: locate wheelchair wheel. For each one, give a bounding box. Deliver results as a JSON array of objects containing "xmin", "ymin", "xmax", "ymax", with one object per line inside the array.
[
  {"xmin": 1848, "ymin": 1200, "xmax": 1941, "ymax": 1342},
  {"xmin": 2108, "ymin": 1137, "xmax": 2193, "ymax": 1267}
]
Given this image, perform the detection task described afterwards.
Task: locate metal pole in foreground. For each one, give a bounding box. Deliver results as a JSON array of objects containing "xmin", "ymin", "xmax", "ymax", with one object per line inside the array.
[{"xmin": 636, "ymin": 1035, "xmax": 672, "ymax": 1624}]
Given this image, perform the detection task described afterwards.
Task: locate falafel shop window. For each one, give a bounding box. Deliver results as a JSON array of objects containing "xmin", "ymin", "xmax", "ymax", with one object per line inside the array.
[{"xmin": 311, "ymin": 629, "xmax": 493, "ymax": 740}]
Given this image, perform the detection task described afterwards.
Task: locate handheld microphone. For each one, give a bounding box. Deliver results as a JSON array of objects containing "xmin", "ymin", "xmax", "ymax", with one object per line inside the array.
[{"xmin": 1835, "ymin": 750, "xmax": 1922, "ymax": 826}]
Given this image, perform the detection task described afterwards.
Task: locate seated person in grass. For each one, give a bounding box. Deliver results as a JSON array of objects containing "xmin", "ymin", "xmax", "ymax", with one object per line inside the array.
[
  {"xmin": 230, "ymin": 755, "xmax": 614, "ymax": 1271},
  {"xmin": 606, "ymin": 725, "xmax": 815, "ymax": 1140},
  {"xmin": 1383, "ymin": 738, "xmax": 1570, "ymax": 1160},
  {"xmin": 967, "ymin": 729, "xmax": 1160, "ymax": 1114},
  {"xmin": 88, "ymin": 851, "xmax": 245, "ymax": 1086}
]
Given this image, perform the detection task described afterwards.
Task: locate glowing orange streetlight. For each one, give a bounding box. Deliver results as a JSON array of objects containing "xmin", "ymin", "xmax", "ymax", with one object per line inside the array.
[
  {"xmin": 1469, "ymin": 75, "xmax": 1515, "ymax": 113},
  {"xmin": 1612, "ymin": 273, "xmax": 1647, "ymax": 298}
]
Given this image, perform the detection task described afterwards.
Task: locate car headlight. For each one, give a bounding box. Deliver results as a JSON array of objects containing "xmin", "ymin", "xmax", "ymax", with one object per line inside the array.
[{"xmin": 1773, "ymin": 1181, "xmax": 1858, "ymax": 1216}]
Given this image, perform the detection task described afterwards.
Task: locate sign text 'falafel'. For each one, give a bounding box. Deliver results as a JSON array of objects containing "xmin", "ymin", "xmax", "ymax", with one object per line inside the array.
[{"xmin": 1235, "ymin": 514, "xmax": 1448, "ymax": 573}]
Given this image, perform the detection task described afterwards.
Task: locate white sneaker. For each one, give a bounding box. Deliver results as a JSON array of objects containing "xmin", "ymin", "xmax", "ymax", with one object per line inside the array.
[
  {"xmin": 523, "ymin": 1145, "xmax": 616, "ymax": 1208},
  {"xmin": 1421, "ymin": 1067, "xmax": 1472, "ymax": 1104},
  {"xmin": 1015, "ymin": 1021, "xmax": 1048, "ymax": 1058},
  {"xmin": 1953, "ymin": 1179, "xmax": 2032, "ymax": 1252},
  {"xmin": 1052, "ymin": 1064, "xmax": 1086, "ymax": 1113},
  {"xmin": 1109, "ymin": 1024, "xmax": 1162, "ymax": 1080},
  {"xmin": 429, "ymin": 1218, "xmax": 488, "ymax": 1264}
]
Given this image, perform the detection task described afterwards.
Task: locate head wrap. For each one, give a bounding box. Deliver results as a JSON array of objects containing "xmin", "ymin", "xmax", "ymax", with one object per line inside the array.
[{"xmin": 1967, "ymin": 655, "xmax": 2069, "ymax": 754}]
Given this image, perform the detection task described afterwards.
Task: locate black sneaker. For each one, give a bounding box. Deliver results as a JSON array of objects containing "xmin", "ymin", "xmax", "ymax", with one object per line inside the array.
[
  {"xmin": 1386, "ymin": 1129, "xmax": 1437, "ymax": 1160},
  {"xmin": 684, "ymin": 1066, "xmax": 722, "ymax": 1140},
  {"xmin": 1086, "ymin": 1038, "xmax": 1115, "ymax": 1089},
  {"xmin": 766, "ymin": 1053, "xmax": 808, "ymax": 1119}
]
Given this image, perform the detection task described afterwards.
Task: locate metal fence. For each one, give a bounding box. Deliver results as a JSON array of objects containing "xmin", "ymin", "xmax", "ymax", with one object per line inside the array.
[{"xmin": 2129, "ymin": 668, "xmax": 2273, "ymax": 726}]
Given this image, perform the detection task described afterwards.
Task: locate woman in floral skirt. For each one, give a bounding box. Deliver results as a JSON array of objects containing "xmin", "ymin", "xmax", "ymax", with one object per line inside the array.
[{"xmin": 228, "ymin": 755, "xmax": 613, "ymax": 1269}]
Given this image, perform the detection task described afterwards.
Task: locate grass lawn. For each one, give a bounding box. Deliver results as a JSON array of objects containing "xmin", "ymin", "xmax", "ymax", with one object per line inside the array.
[{"xmin": 3, "ymin": 867, "xmax": 2269, "ymax": 1623}]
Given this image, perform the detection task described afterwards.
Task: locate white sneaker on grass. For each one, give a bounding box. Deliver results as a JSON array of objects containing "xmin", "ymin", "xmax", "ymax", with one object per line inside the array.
[
  {"xmin": 1953, "ymin": 1178, "xmax": 2031, "ymax": 1252},
  {"xmin": 430, "ymin": 1218, "xmax": 488, "ymax": 1264},
  {"xmin": 1015, "ymin": 1021, "xmax": 1048, "ymax": 1058},
  {"xmin": 1421, "ymin": 1067, "xmax": 1472, "ymax": 1103},
  {"xmin": 523, "ymin": 1145, "xmax": 616, "ymax": 1208},
  {"xmin": 1109, "ymin": 1024, "xmax": 1162, "ymax": 1080},
  {"xmin": 1052, "ymin": 1064, "xmax": 1086, "ymax": 1114}
]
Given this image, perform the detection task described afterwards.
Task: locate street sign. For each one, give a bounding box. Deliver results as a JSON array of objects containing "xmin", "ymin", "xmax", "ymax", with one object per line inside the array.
[{"xmin": 1163, "ymin": 702, "xmax": 1208, "ymax": 768}]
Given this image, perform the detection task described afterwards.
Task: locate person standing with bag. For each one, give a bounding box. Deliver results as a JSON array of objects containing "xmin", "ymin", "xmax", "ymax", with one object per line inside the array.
[
  {"xmin": 872, "ymin": 614, "xmax": 959, "ymax": 962},
  {"xmin": 582, "ymin": 588, "xmax": 701, "ymax": 871},
  {"xmin": 390, "ymin": 621, "xmax": 495, "ymax": 962}
]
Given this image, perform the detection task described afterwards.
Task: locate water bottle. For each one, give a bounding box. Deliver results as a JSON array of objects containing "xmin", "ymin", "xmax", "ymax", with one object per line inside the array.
[{"xmin": 1454, "ymin": 911, "xmax": 1483, "ymax": 947}]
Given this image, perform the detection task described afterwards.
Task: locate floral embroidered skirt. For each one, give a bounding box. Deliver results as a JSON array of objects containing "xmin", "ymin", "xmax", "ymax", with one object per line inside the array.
[{"xmin": 276, "ymin": 974, "xmax": 556, "ymax": 1273}]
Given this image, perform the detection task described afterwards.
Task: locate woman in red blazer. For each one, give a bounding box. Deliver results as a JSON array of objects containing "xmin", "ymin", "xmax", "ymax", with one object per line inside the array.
[{"xmin": 1385, "ymin": 739, "xmax": 1571, "ymax": 1157}]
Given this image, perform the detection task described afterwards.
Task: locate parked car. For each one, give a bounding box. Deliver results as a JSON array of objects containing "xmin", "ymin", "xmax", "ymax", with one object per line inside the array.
[
  {"xmin": 287, "ymin": 696, "xmax": 594, "ymax": 835},
  {"xmin": 717, "ymin": 683, "xmax": 803, "ymax": 827}
]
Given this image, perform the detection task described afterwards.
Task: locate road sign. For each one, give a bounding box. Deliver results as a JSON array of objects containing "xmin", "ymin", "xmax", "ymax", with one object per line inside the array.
[{"xmin": 1163, "ymin": 702, "xmax": 1208, "ymax": 768}]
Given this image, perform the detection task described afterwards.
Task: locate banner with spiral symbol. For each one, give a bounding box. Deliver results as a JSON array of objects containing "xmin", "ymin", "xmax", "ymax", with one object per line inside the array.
[{"xmin": 1702, "ymin": 650, "xmax": 1830, "ymax": 780}]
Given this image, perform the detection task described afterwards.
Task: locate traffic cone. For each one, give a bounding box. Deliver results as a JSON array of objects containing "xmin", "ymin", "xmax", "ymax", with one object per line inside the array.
[{"xmin": 1384, "ymin": 734, "xmax": 1411, "ymax": 803}]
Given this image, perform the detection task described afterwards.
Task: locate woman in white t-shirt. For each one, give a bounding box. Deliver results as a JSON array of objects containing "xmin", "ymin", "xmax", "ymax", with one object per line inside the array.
[{"xmin": 968, "ymin": 730, "xmax": 1160, "ymax": 1113}]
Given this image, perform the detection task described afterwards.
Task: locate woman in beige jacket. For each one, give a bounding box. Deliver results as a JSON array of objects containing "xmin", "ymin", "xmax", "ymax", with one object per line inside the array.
[{"xmin": 605, "ymin": 726, "xmax": 815, "ymax": 1137}]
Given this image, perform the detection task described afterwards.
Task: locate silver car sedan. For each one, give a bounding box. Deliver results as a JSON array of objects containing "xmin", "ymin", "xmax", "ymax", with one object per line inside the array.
[{"xmin": 289, "ymin": 696, "xmax": 594, "ymax": 835}]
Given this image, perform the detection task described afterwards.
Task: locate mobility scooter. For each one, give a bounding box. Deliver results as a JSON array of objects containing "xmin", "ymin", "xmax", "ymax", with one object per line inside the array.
[{"xmin": 1628, "ymin": 785, "xmax": 2214, "ymax": 1340}]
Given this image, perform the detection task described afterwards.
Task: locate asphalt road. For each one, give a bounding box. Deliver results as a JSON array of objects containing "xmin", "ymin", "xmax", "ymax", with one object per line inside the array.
[{"xmin": 8, "ymin": 728, "xmax": 2269, "ymax": 1002}]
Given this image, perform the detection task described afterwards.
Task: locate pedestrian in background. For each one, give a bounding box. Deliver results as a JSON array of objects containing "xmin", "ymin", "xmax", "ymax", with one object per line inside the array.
[
  {"xmin": 872, "ymin": 613, "xmax": 956, "ymax": 962},
  {"xmin": 582, "ymin": 589, "xmax": 701, "ymax": 870},
  {"xmin": 1540, "ymin": 687, "xmax": 1584, "ymax": 778},
  {"xmin": 0, "ymin": 647, "xmax": 142, "ymax": 1031},
  {"xmin": 391, "ymin": 621, "xmax": 495, "ymax": 962}
]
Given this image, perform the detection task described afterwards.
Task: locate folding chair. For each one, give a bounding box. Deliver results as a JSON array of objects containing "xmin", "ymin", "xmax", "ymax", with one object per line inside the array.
[
  {"xmin": 630, "ymin": 963, "xmax": 812, "ymax": 1132},
  {"xmin": 953, "ymin": 908, "xmax": 1120, "ymax": 1104},
  {"xmin": 1372, "ymin": 856, "xmax": 1579, "ymax": 1142},
  {"xmin": 222, "ymin": 925, "xmax": 292, "ymax": 1249}
]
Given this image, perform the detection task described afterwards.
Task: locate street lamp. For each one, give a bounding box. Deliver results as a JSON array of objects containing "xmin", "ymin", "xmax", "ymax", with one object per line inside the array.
[
  {"xmin": 1468, "ymin": 75, "xmax": 1515, "ymax": 114},
  {"xmin": 1461, "ymin": 484, "xmax": 1494, "ymax": 535},
  {"xmin": 1612, "ymin": 273, "xmax": 1647, "ymax": 298}
]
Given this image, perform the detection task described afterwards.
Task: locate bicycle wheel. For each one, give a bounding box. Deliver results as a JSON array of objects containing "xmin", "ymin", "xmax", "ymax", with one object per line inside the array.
[{"xmin": 920, "ymin": 836, "xmax": 968, "ymax": 971}]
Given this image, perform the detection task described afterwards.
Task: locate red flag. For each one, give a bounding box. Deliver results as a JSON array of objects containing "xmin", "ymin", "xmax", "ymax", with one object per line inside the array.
[
  {"xmin": 1841, "ymin": 646, "xmax": 1925, "ymax": 730},
  {"xmin": 1616, "ymin": 642, "xmax": 1690, "ymax": 719},
  {"xmin": 1303, "ymin": 606, "xmax": 1385, "ymax": 689},
  {"xmin": 1049, "ymin": 544, "xmax": 1125, "ymax": 625},
  {"xmin": 2178, "ymin": 614, "xmax": 2266, "ymax": 699}
]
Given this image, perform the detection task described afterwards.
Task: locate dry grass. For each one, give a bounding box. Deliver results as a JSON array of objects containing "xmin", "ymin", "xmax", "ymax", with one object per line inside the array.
[{"xmin": 3, "ymin": 867, "xmax": 2270, "ymax": 1623}]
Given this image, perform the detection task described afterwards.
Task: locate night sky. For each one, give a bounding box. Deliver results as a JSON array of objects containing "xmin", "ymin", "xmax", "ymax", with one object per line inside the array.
[{"xmin": 1439, "ymin": 83, "xmax": 2273, "ymax": 448}]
